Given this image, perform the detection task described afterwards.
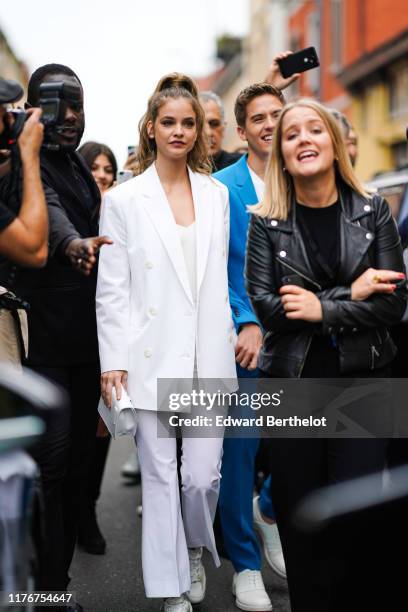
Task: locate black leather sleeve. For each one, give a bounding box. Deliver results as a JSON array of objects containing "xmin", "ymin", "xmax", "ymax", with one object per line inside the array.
[
  {"xmin": 245, "ymin": 213, "xmax": 315, "ymax": 332},
  {"xmin": 321, "ymin": 197, "xmax": 407, "ymax": 333}
]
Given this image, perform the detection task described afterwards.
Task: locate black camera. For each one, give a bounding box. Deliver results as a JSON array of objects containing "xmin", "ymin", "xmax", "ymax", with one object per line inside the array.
[{"xmin": 0, "ymin": 81, "xmax": 82, "ymax": 151}]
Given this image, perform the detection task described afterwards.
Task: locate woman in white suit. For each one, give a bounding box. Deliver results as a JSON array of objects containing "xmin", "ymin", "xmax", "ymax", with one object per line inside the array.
[{"xmin": 96, "ymin": 74, "xmax": 237, "ymax": 612}]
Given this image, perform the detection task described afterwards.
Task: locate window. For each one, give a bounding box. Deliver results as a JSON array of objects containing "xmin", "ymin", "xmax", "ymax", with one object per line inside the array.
[
  {"xmin": 389, "ymin": 63, "xmax": 408, "ymax": 117},
  {"xmin": 392, "ymin": 142, "xmax": 408, "ymax": 170}
]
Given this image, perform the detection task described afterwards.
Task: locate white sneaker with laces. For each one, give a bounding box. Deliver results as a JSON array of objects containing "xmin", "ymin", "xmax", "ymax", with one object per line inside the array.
[
  {"xmin": 162, "ymin": 596, "xmax": 192, "ymax": 612},
  {"xmin": 232, "ymin": 570, "xmax": 272, "ymax": 612},
  {"xmin": 186, "ymin": 547, "xmax": 206, "ymax": 604},
  {"xmin": 253, "ymin": 495, "xmax": 286, "ymax": 579}
]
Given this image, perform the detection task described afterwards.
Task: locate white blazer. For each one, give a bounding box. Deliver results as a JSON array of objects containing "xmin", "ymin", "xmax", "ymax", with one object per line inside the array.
[{"xmin": 96, "ymin": 163, "xmax": 238, "ymax": 411}]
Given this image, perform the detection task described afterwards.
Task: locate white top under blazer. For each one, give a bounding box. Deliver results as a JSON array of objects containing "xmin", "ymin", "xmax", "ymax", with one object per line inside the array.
[{"xmin": 96, "ymin": 163, "xmax": 238, "ymax": 411}]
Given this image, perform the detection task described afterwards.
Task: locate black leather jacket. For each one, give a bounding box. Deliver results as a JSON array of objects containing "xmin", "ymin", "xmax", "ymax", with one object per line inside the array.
[{"xmin": 245, "ymin": 184, "xmax": 407, "ymax": 377}]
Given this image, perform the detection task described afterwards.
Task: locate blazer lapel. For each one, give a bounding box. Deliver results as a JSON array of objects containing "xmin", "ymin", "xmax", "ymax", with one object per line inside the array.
[
  {"xmin": 140, "ymin": 164, "xmax": 194, "ymax": 304},
  {"xmin": 189, "ymin": 168, "xmax": 213, "ymax": 297},
  {"xmin": 235, "ymin": 155, "xmax": 259, "ymax": 209}
]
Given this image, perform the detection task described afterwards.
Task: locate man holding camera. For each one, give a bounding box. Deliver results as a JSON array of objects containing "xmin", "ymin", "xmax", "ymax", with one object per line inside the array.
[
  {"xmin": 0, "ymin": 77, "xmax": 48, "ymax": 367},
  {"xmin": 11, "ymin": 64, "xmax": 111, "ymax": 606}
]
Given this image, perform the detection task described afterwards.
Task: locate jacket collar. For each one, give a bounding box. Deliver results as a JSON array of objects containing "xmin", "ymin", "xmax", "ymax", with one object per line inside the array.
[
  {"xmin": 140, "ymin": 163, "xmax": 212, "ymax": 304},
  {"xmin": 269, "ymin": 181, "xmax": 376, "ymax": 284}
]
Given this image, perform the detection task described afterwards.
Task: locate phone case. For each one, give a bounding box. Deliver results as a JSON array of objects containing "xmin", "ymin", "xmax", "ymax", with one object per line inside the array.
[{"xmin": 277, "ymin": 47, "xmax": 320, "ymax": 79}]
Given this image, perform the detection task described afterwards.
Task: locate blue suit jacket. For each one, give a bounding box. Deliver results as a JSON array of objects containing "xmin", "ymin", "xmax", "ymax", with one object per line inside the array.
[{"xmin": 214, "ymin": 155, "xmax": 260, "ymax": 332}]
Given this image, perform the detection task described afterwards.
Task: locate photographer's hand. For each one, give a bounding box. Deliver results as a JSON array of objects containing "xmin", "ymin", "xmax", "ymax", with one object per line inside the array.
[
  {"xmin": 17, "ymin": 108, "xmax": 44, "ymax": 161},
  {"xmin": 65, "ymin": 235, "xmax": 113, "ymax": 275}
]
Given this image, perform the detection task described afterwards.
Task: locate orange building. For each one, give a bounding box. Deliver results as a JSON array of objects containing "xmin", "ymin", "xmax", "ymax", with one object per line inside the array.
[{"xmin": 287, "ymin": 0, "xmax": 408, "ymax": 179}]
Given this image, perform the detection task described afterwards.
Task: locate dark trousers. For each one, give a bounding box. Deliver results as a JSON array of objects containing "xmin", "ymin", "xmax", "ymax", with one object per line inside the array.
[
  {"xmin": 267, "ymin": 437, "xmax": 388, "ymax": 612},
  {"xmin": 82, "ymin": 436, "xmax": 110, "ymax": 510},
  {"xmin": 30, "ymin": 363, "xmax": 100, "ymax": 590}
]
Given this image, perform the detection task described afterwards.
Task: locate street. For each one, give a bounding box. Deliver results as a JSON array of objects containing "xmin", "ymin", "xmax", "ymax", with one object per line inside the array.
[{"xmin": 71, "ymin": 437, "xmax": 290, "ymax": 612}]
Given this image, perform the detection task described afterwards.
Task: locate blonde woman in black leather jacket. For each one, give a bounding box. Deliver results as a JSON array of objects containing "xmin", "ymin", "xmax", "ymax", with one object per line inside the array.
[{"xmin": 245, "ymin": 99, "xmax": 406, "ymax": 612}]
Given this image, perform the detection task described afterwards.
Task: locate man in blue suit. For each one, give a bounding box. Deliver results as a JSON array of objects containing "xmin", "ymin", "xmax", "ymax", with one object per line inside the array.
[{"xmin": 214, "ymin": 82, "xmax": 286, "ymax": 612}]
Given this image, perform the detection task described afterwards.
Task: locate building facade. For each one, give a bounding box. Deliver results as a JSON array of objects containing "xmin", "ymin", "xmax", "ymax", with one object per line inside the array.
[
  {"xmin": 0, "ymin": 27, "xmax": 28, "ymax": 97},
  {"xmin": 287, "ymin": 0, "xmax": 408, "ymax": 180}
]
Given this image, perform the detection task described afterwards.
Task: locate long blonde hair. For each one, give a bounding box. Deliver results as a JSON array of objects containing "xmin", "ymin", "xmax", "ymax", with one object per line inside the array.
[
  {"xmin": 136, "ymin": 72, "xmax": 211, "ymax": 175},
  {"xmin": 252, "ymin": 98, "xmax": 370, "ymax": 220}
]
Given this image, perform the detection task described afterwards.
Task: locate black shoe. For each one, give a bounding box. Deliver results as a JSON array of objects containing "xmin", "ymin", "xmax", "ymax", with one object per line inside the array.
[{"xmin": 78, "ymin": 504, "xmax": 106, "ymax": 555}]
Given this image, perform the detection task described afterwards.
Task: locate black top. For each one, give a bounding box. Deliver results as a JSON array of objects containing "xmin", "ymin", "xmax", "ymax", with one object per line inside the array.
[
  {"xmin": 0, "ymin": 184, "xmax": 17, "ymax": 286},
  {"xmin": 0, "ymin": 198, "xmax": 15, "ymax": 231},
  {"xmin": 296, "ymin": 200, "xmax": 340, "ymax": 287},
  {"xmin": 296, "ymin": 200, "xmax": 341, "ymax": 376},
  {"xmin": 210, "ymin": 149, "xmax": 241, "ymax": 173}
]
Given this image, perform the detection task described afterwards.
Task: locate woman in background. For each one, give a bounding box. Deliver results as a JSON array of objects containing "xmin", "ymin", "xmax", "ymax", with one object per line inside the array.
[{"xmin": 77, "ymin": 141, "xmax": 117, "ymax": 555}]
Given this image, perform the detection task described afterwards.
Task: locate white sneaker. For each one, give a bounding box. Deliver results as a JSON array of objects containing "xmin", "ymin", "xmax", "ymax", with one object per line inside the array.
[
  {"xmin": 253, "ymin": 495, "xmax": 286, "ymax": 579},
  {"xmin": 232, "ymin": 570, "xmax": 272, "ymax": 612},
  {"xmin": 121, "ymin": 450, "xmax": 141, "ymax": 479},
  {"xmin": 186, "ymin": 547, "xmax": 206, "ymax": 604},
  {"xmin": 163, "ymin": 596, "xmax": 192, "ymax": 612}
]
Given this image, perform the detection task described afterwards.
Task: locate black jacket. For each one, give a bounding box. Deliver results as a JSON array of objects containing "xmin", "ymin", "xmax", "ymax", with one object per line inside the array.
[
  {"xmin": 245, "ymin": 183, "xmax": 407, "ymax": 377},
  {"xmin": 15, "ymin": 150, "xmax": 101, "ymax": 366},
  {"xmin": 211, "ymin": 149, "xmax": 241, "ymax": 173}
]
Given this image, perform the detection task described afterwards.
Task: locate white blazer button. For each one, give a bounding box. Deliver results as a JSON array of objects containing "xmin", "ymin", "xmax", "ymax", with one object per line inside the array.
[
  {"xmin": 365, "ymin": 232, "xmax": 372, "ymax": 240},
  {"xmin": 229, "ymin": 334, "xmax": 233, "ymax": 343},
  {"xmin": 145, "ymin": 261, "xmax": 154, "ymax": 269},
  {"xmin": 279, "ymin": 250, "xmax": 287, "ymax": 258},
  {"xmin": 149, "ymin": 307, "xmax": 157, "ymax": 316},
  {"xmin": 364, "ymin": 205, "xmax": 371, "ymax": 212},
  {"xmin": 144, "ymin": 349, "xmax": 152, "ymax": 358},
  {"xmin": 271, "ymin": 220, "xmax": 278, "ymax": 226},
  {"xmin": 225, "ymin": 295, "xmax": 228, "ymax": 303}
]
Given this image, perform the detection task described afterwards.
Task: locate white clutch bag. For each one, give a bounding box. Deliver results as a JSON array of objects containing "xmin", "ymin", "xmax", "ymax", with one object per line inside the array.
[{"xmin": 98, "ymin": 386, "xmax": 137, "ymax": 439}]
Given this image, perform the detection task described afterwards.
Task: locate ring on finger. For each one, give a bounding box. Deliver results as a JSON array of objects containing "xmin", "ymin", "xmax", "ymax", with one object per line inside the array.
[{"xmin": 372, "ymin": 275, "xmax": 381, "ymax": 284}]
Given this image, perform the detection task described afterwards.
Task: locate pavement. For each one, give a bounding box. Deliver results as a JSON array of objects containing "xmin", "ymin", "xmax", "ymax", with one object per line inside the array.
[{"xmin": 71, "ymin": 437, "xmax": 290, "ymax": 612}]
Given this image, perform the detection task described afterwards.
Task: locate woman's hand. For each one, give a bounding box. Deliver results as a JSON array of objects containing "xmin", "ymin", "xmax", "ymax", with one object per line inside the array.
[
  {"xmin": 280, "ymin": 285, "xmax": 323, "ymax": 321},
  {"xmin": 101, "ymin": 370, "xmax": 128, "ymax": 408},
  {"xmin": 351, "ymin": 268, "xmax": 405, "ymax": 301}
]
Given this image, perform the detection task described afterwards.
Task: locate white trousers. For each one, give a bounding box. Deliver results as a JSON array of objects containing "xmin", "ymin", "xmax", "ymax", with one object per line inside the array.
[{"xmin": 135, "ymin": 408, "xmax": 224, "ymax": 598}]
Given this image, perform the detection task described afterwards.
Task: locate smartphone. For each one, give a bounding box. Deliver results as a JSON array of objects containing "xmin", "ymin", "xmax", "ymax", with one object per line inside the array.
[
  {"xmin": 127, "ymin": 145, "xmax": 136, "ymax": 156},
  {"xmin": 277, "ymin": 47, "xmax": 320, "ymax": 79},
  {"xmin": 116, "ymin": 170, "xmax": 133, "ymax": 185},
  {"xmin": 281, "ymin": 275, "xmax": 305, "ymax": 288}
]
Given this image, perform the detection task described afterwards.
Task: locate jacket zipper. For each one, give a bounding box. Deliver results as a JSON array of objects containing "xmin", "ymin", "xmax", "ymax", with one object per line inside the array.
[
  {"xmin": 276, "ymin": 257, "xmax": 322, "ymax": 291},
  {"xmin": 298, "ymin": 334, "xmax": 314, "ymax": 377},
  {"xmin": 370, "ymin": 345, "xmax": 380, "ymax": 370}
]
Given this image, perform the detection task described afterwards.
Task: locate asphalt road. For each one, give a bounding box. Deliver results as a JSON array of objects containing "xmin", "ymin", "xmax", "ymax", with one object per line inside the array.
[{"xmin": 71, "ymin": 437, "xmax": 290, "ymax": 612}]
